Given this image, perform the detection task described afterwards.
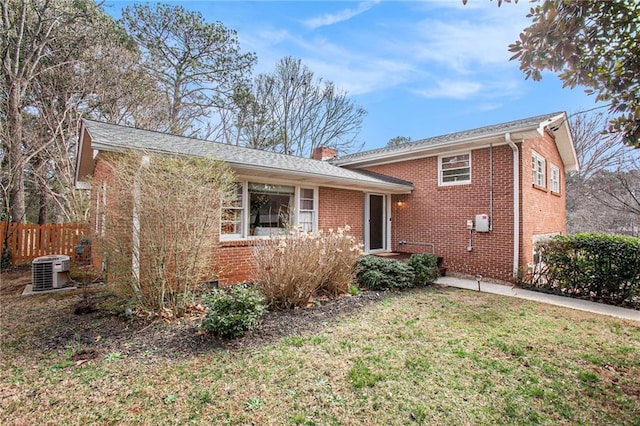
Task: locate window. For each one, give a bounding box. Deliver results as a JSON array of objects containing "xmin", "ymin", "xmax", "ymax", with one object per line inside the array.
[
  {"xmin": 298, "ymin": 188, "xmax": 315, "ymax": 232},
  {"xmin": 532, "ymin": 151, "xmax": 546, "ymax": 188},
  {"xmin": 550, "ymin": 164, "xmax": 560, "ymax": 193},
  {"xmin": 221, "ymin": 183, "xmax": 244, "ymax": 238},
  {"xmin": 221, "ymin": 182, "xmax": 317, "ymax": 239},
  {"xmin": 249, "ymin": 183, "xmax": 293, "ymax": 236},
  {"xmin": 439, "ymin": 153, "xmax": 471, "ymax": 185}
]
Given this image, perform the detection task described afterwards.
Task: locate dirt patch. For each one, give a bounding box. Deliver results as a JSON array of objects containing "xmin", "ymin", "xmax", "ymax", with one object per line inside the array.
[{"xmin": 1, "ymin": 270, "xmax": 387, "ymax": 362}]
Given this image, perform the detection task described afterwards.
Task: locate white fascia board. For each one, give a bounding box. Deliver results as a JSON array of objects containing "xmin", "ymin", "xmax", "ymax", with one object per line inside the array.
[{"xmin": 232, "ymin": 164, "xmax": 413, "ymax": 194}]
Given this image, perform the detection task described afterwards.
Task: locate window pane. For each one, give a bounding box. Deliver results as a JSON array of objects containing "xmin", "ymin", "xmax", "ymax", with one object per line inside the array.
[
  {"xmin": 301, "ymin": 188, "xmax": 314, "ymax": 199},
  {"xmin": 227, "ymin": 182, "xmax": 243, "ymax": 208},
  {"xmin": 221, "ymin": 208, "xmax": 242, "ymax": 235},
  {"xmin": 249, "ymin": 187, "xmax": 292, "ymax": 235},
  {"xmin": 248, "ymin": 182, "xmax": 294, "ymax": 195},
  {"xmin": 442, "ymin": 170, "xmax": 470, "ymax": 182},
  {"xmin": 301, "ymin": 199, "xmax": 314, "ymax": 210},
  {"xmin": 298, "ymin": 211, "xmax": 314, "ymax": 232}
]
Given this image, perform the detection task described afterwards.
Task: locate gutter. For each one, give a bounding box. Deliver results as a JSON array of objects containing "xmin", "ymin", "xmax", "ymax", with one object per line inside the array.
[{"xmin": 505, "ymin": 133, "xmax": 519, "ymax": 278}]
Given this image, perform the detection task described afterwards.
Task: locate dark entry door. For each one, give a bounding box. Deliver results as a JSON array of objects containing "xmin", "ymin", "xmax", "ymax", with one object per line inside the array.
[{"xmin": 369, "ymin": 194, "xmax": 385, "ymax": 251}]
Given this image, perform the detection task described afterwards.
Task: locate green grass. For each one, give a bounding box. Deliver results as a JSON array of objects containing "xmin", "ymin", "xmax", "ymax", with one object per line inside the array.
[{"xmin": 1, "ymin": 286, "xmax": 639, "ymax": 425}]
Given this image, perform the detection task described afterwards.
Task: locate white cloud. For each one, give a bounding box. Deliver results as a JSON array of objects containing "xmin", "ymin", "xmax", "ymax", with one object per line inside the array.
[
  {"xmin": 413, "ymin": 80, "xmax": 484, "ymax": 99},
  {"xmin": 303, "ymin": 1, "xmax": 381, "ymax": 29},
  {"xmin": 410, "ymin": 18, "xmax": 527, "ymax": 74},
  {"xmin": 412, "ymin": 77, "xmax": 525, "ymax": 100},
  {"xmin": 234, "ymin": 1, "xmax": 532, "ymax": 100}
]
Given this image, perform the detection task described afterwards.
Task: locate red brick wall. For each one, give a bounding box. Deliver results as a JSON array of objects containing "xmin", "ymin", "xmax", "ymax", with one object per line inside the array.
[
  {"xmin": 318, "ymin": 187, "xmax": 364, "ymax": 242},
  {"xmin": 364, "ymin": 145, "xmax": 517, "ymax": 281},
  {"xmin": 520, "ymin": 133, "xmax": 567, "ymax": 268},
  {"xmin": 215, "ymin": 240, "xmax": 257, "ymax": 285},
  {"xmin": 89, "ymin": 155, "xmax": 115, "ymax": 272}
]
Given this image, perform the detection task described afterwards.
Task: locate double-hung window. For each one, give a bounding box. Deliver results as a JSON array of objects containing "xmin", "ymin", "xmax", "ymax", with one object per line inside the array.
[
  {"xmin": 221, "ymin": 182, "xmax": 244, "ymax": 239},
  {"xmin": 439, "ymin": 153, "xmax": 471, "ymax": 185},
  {"xmin": 532, "ymin": 151, "xmax": 546, "ymax": 188},
  {"xmin": 298, "ymin": 188, "xmax": 316, "ymax": 232},
  {"xmin": 550, "ymin": 164, "xmax": 560, "ymax": 193}
]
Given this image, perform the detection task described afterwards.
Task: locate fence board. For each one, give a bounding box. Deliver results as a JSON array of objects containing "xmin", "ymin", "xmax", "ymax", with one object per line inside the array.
[{"xmin": 0, "ymin": 222, "xmax": 89, "ymax": 265}]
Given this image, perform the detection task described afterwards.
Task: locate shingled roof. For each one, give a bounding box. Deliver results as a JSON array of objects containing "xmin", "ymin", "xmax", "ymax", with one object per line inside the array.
[
  {"xmin": 333, "ymin": 112, "xmax": 578, "ymax": 171},
  {"xmin": 76, "ymin": 120, "xmax": 414, "ymax": 193}
]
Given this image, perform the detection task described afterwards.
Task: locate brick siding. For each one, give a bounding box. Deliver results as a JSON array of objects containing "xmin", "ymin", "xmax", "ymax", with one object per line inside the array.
[
  {"xmin": 364, "ymin": 145, "xmax": 516, "ymax": 280},
  {"xmin": 90, "ymin": 134, "xmax": 567, "ymax": 284},
  {"xmin": 520, "ymin": 133, "xmax": 567, "ymax": 269}
]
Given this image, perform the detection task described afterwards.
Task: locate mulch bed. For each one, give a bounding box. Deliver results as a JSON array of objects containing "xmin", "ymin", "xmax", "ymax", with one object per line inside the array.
[{"xmin": 1, "ymin": 270, "xmax": 389, "ymax": 362}]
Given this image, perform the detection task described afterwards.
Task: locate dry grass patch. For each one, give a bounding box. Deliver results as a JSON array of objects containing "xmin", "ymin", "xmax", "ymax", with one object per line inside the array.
[{"xmin": 1, "ymin": 270, "xmax": 639, "ymax": 425}]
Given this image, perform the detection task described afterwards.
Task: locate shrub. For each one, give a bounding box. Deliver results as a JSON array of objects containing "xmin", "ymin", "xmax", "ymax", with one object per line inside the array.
[
  {"xmin": 407, "ymin": 253, "xmax": 439, "ymax": 285},
  {"xmin": 523, "ymin": 233, "xmax": 640, "ymax": 307},
  {"xmin": 355, "ymin": 256, "xmax": 415, "ymax": 290},
  {"xmin": 253, "ymin": 226, "xmax": 363, "ymax": 309},
  {"xmin": 95, "ymin": 152, "xmax": 236, "ymax": 318},
  {"xmin": 201, "ymin": 283, "xmax": 267, "ymax": 338}
]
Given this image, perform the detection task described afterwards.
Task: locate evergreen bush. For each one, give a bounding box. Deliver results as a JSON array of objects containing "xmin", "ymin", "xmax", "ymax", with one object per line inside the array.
[
  {"xmin": 355, "ymin": 256, "xmax": 415, "ymax": 290},
  {"xmin": 407, "ymin": 253, "xmax": 439, "ymax": 285},
  {"xmin": 524, "ymin": 233, "xmax": 640, "ymax": 307},
  {"xmin": 201, "ymin": 283, "xmax": 267, "ymax": 338}
]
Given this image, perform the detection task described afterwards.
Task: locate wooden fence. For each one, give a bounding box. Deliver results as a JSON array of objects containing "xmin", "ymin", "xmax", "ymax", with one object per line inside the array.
[{"xmin": 0, "ymin": 222, "xmax": 90, "ymax": 265}]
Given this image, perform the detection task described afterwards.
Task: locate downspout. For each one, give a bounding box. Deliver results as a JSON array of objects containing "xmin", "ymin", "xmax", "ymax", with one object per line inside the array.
[
  {"xmin": 489, "ymin": 144, "xmax": 494, "ymax": 231},
  {"xmin": 505, "ymin": 133, "xmax": 519, "ymax": 278}
]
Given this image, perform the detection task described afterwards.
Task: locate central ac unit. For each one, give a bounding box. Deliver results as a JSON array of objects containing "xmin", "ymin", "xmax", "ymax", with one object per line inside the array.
[{"xmin": 32, "ymin": 255, "xmax": 71, "ymax": 291}]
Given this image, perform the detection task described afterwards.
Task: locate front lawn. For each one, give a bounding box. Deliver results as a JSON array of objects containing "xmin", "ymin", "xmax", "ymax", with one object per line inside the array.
[{"xmin": 1, "ymin": 272, "xmax": 639, "ymax": 425}]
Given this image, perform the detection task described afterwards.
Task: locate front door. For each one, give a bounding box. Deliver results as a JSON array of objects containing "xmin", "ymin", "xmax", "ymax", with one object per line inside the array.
[{"xmin": 367, "ymin": 194, "xmax": 386, "ymax": 252}]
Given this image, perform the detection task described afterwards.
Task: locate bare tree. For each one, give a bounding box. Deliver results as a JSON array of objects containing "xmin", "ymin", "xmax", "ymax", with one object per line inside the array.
[
  {"xmin": 119, "ymin": 3, "xmax": 256, "ymax": 138},
  {"xmin": 1, "ymin": 0, "xmax": 107, "ymax": 223},
  {"xmin": 235, "ymin": 57, "xmax": 366, "ymax": 157},
  {"xmin": 571, "ymin": 112, "xmax": 630, "ymax": 179},
  {"xmin": 589, "ymin": 162, "xmax": 640, "ymax": 227},
  {"xmin": 566, "ymin": 111, "xmax": 640, "ymax": 235}
]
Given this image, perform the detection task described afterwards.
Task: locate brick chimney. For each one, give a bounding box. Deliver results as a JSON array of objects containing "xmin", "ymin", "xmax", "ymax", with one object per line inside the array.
[{"xmin": 312, "ymin": 146, "xmax": 338, "ymax": 161}]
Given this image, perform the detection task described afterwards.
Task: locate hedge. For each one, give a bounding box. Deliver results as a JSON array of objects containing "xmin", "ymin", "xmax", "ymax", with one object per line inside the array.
[{"xmin": 522, "ymin": 233, "xmax": 640, "ymax": 308}]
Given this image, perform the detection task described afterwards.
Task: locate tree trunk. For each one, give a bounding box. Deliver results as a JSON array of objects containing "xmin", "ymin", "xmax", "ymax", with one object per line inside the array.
[{"xmin": 7, "ymin": 84, "xmax": 26, "ymax": 223}]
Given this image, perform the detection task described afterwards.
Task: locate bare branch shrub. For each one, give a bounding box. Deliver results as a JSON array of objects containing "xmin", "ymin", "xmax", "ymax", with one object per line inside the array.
[
  {"xmin": 253, "ymin": 226, "xmax": 363, "ymax": 309},
  {"xmin": 95, "ymin": 152, "xmax": 235, "ymax": 317}
]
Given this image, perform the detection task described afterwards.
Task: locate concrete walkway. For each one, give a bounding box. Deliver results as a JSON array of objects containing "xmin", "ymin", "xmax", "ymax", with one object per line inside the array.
[{"xmin": 437, "ymin": 276, "xmax": 640, "ymax": 322}]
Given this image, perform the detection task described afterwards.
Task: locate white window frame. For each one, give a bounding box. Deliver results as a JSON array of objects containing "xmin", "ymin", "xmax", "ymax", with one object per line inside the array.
[
  {"xmin": 438, "ymin": 152, "xmax": 471, "ymax": 186},
  {"xmin": 297, "ymin": 187, "xmax": 318, "ymax": 232},
  {"xmin": 532, "ymin": 151, "xmax": 546, "ymax": 188},
  {"xmin": 220, "ymin": 182, "xmax": 245, "ymax": 240},
  {"xmin": 550, "ymin": 164, "xmax": 560, "ymax": 193},
  {"xmin": 220, "ymin": 180, "xmax": 318, "ymax": 240}
]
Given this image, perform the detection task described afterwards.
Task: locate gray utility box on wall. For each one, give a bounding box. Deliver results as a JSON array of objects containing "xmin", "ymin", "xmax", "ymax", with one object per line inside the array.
[{"xmin": 475, "ymin": 214, "xmax": 490, "ymax": 232}]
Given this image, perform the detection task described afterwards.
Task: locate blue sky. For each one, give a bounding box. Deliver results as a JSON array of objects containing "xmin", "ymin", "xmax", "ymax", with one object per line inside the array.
[{"xmin": 105, "ymin": 1, "xmax": 600, "ymax": 151}]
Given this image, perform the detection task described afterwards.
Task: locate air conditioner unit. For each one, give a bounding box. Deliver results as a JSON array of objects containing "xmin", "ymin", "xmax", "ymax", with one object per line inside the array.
[{"xmin": 32, "ymin": 255, "xmax": 71, "ymax": 291}]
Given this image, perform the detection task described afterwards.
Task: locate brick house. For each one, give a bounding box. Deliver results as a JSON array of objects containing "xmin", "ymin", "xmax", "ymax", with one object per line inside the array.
[{"xmin": 75, "ymin": 112, "xmax": 578, "ymax": 283}]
